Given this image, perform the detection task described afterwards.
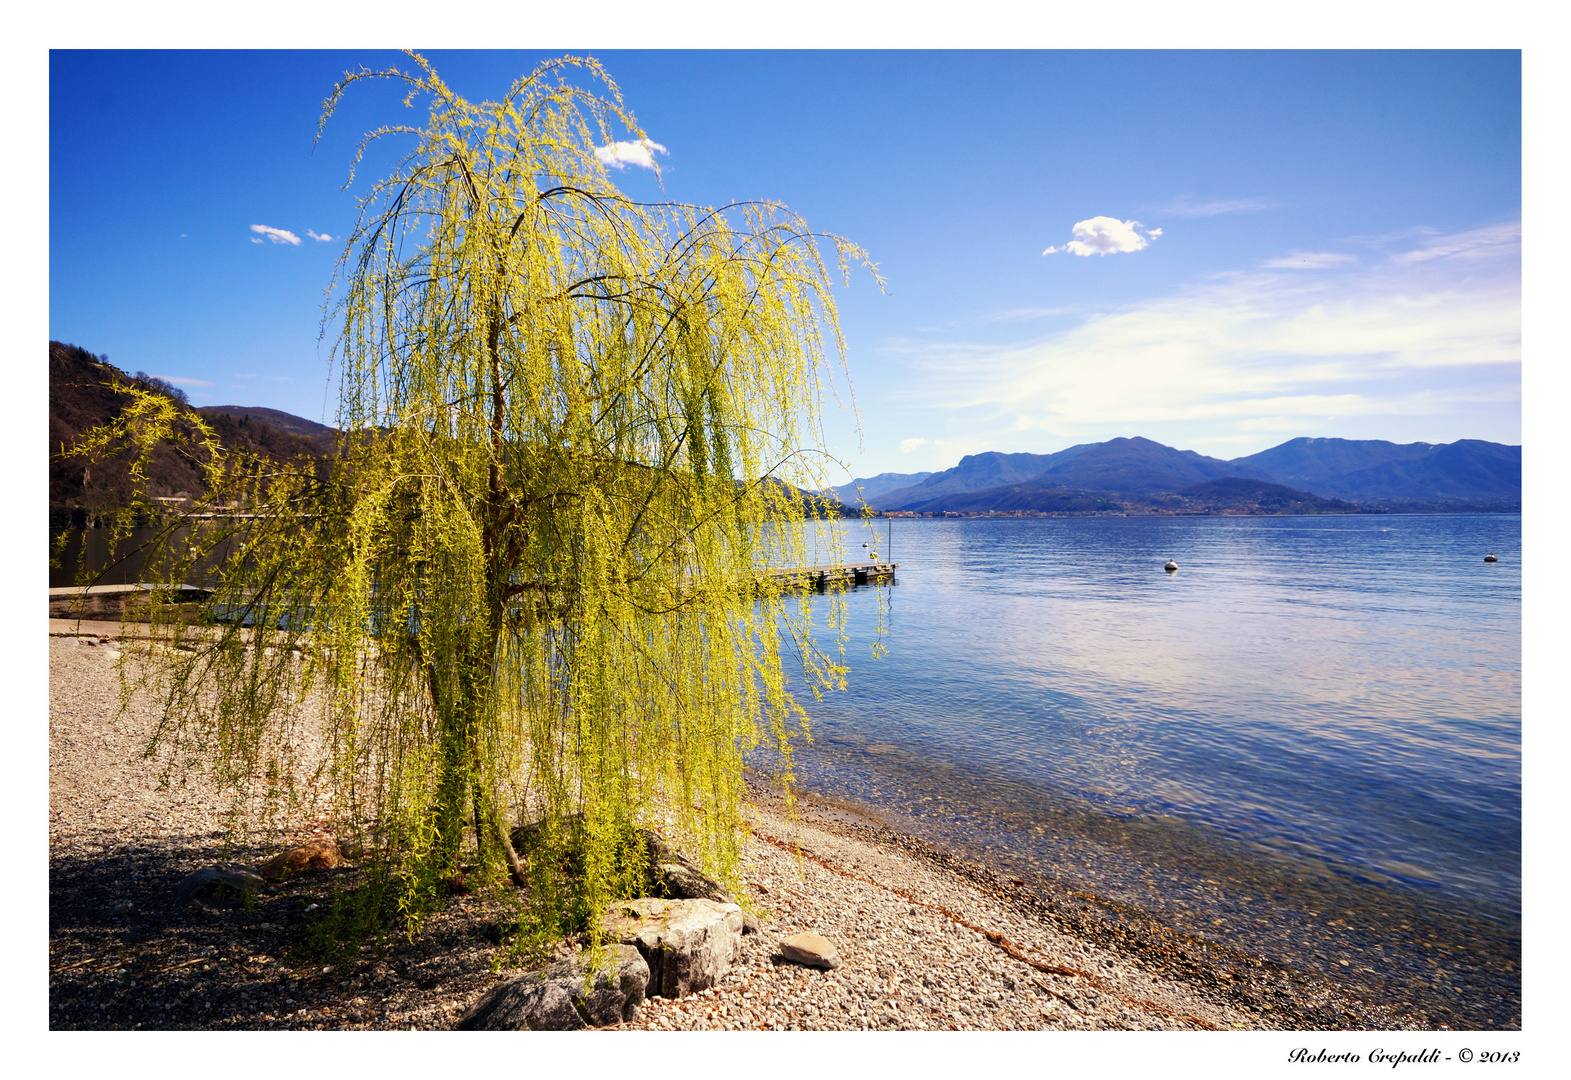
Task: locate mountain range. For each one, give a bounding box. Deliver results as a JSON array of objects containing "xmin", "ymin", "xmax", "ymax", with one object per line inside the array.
[
  {"xmin": 828, "ymin": 436, "xmax": 1519, "ymax": 514},
  {"xmin": 50, "ymin": 341, "xmax": 1520, "ymax": 518}
]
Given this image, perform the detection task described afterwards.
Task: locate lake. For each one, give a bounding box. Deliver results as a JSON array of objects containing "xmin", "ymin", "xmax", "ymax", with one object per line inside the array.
[{"xmin": 762, "ymin": 514, "xmax": 1520, "ymax": 1027}]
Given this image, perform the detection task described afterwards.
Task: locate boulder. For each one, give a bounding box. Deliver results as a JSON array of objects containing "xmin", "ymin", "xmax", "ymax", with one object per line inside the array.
[
  {"xmin": 174, "ymin": 864, "xmax": 265, "ymax": 910},
  {"xmin": 258, "ymin": 839, "xmax": 344, "ymax": 882},
  {"xmin": 604, "ymin": 897, "xmax": 744, "ymax": 998},
  {"xmin": 510, "ymin": 816, "xmax": 760, "ymax": 934},
  {"xmin": 458, "ymin": 945, "xmax": 649, "ymax": 1030},
  {"xmin": 643, "ymin": 832, "xmax": 759, "ymax": 934},
  {"xmin": 778, "ymin": 931, "xmax": 841, "ymax": 969}
]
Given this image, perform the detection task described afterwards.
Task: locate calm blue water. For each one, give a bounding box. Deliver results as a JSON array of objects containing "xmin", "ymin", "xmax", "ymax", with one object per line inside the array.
[{"xmin": 763, "ymin": 514, "xmax": 1520, "ymax": 1024}]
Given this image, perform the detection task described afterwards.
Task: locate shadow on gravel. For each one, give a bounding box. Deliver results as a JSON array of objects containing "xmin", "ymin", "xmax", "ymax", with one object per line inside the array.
[{"xmin": 48, "ymin": 840, "xmax": 506, "ymax": 1030}]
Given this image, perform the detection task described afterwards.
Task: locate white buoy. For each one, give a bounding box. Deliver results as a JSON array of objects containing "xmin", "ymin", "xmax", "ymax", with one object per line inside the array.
[
  {"xmin": 1484, "ymin": 553, "xmax": 1498, "ymax": 563},
  {"xmin": 1164, "ymin": 560, "xmax": 1179, "ymax": 572}
]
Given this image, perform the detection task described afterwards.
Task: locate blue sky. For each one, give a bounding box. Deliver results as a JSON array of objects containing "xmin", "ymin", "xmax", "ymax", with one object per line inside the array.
[{"xmin": 49, "ymin": 49, "xmax": 1520, "ymax": 481}]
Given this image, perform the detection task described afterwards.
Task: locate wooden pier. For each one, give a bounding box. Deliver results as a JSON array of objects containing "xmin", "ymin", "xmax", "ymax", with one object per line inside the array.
[
  {"xmin": 769, "ymin": 561, "xmax": 898, "ymax": 593},
  {"xmin": 48, "ymin": 583, "xmax": 211, "ymax": 621},
  {"xmin": 49, "ymin": 563, "xmax": 897, "ymax": 622}
]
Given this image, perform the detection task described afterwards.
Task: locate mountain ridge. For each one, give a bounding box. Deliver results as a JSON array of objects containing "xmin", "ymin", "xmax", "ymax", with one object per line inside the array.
[{"xmin": 841, "ymin": 435, "xmax": 1519, "ymax": 514}]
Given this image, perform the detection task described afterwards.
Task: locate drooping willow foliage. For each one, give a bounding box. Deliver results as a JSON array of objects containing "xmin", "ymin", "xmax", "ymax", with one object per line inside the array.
[{"xmin": 80, "ymin": 53, "xmax": 879, "ymax": 938}]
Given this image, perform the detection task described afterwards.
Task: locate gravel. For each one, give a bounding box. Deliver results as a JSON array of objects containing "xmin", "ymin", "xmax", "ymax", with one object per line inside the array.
[{"xmin": 50, "ymin": 621, "xmax": 1420, "ymax": 1032}]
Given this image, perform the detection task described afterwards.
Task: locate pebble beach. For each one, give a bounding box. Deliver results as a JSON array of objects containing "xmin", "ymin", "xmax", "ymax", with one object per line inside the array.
[{"xmin": 48, "ymin": 621, "xmax": 1425, "ymax": 1033}]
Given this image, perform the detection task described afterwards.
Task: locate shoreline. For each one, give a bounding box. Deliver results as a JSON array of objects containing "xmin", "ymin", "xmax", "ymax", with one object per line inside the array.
[
  {"xmin": 770, "ymin": 741, "xmax": 1521, "ymax": 1031},
  {"xmin": 49, "ymin": 621, "xmax": 1443, "ymax": 1031}
]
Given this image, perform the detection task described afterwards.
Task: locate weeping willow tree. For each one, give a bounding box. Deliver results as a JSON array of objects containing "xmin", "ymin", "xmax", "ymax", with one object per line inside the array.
[{"xmin": 82, "ymin": 53, "xmax": 878, "ymax": 939}]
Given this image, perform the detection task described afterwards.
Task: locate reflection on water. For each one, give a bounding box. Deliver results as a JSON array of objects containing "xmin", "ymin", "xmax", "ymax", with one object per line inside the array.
[{"xmin": 759, "ymin": 514, "xmax": 1520, "ymax": 1027}]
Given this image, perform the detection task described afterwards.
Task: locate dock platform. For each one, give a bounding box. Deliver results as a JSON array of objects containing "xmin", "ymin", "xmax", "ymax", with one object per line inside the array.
[{"xmin": 770, "ymin": 561, "xmax": 897, "ymax": 592}]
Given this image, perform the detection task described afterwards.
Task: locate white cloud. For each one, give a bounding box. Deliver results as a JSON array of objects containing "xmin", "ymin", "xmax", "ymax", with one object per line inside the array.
[
  {"xmin": 155, "ymin": 375, "xmax": 215, "ymax": 388},
  {"xmin": 306, "ymin": 229, "xmax": 333, "ymax": 242},
  {"xmin": 1159, "ymin": 195, "xmax": 1278, "ymax": 218},
  {"xmin": 1043, "ymin": 217, "xmax": 1160, "ymax": 257},
  {"xmin": 900, "ymin": 437, "xmax": 929, "ymax": 453},
  {"xmin": 250, "ymin": 224, "xmax": 301, "ymax": 245},
  {"xmin": 1263, "ymin": 251, "xmax": 1359, "ymax": 269},
  {"xmin": 594, "ymin": 139, "xmax": 667, "ymax": 171},
  {"xmin": 899, "ymin": 221, "xmax": 1520, "ymax": 447},
  {"xmin": 1391, "ymin": 221, "xmax": 1521, "ymax": 266}
]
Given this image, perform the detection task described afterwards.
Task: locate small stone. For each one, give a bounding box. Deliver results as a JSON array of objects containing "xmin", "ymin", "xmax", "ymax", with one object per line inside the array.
[{"xmin": 779, "ymin": 931, "xmax": 840, "ymax": 969}]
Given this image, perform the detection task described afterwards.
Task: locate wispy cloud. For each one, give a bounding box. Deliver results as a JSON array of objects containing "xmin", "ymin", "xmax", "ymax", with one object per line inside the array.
[
  {"xmin": 594, "ymin": 139, "xmax": 667, "ymax": 170},
  {"xmin": 156, "ymin": 375, "xmax": 215, "ymax": 388},
  {"xmin": 900, "ymin": 437, "xmax": 929, "ymax": 453},
  {"xmin": 250, "ymin": 224, "xmax": 301, "ymax": 245},
  {"xmin": 1262, "ymin": 251, "xmax": 1358, "ymax": 269},
  {"xmin": 901, "ymin": 221, "xmax": 1520, "ymax": 448},
  {"xmin": 986, "ymin": 306, "xmax": 1078, "ymax": 322},
  {"xmin": 1391, "ymin": 221, "xmax": 1521, "ymax": 266},
  {"xmin": 1158, "ymin": 195, "xmax": 1278, "ymax": 218},
  {"xmin": 306, "ymin": 229, "xmax": 333, "ymax": 242},
  {"xmin": 1043, "ymin": 217, "xmax": 1160, "ymax": 257}
]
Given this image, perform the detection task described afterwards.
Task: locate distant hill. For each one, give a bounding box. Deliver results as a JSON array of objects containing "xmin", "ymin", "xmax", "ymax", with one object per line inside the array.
[
  {"xmin": 862, "ymin": 434, "xmax": 1519, "ymax": 514},
  {"xmin": 1231, "ymin": 437, "xmax": 1434, "ymax": 491},
  {"xmin": 198, "ymin": 405, "xmax": 336, "ymax": 453},
  {"xmin": 1175, "ymin": 478, "xmax": 1361, "ymax": 514},
  {"xmin": 822, "ymin": 471, "xmax": 933, "ymax": 506},
  {"xmin": 874, "ymin": 449, "xmax": 1078, "ymax": 507},
  {"xmin": 50, "ymin": 341, "xmax": 334, "ymax": 515},
  {"xmin": 1231, "ymin": 437, "xmax": 1520, "ymax": 504},
  {"xmin": 1024, "ymin": 436, "xmax": 1279, "ymax": 495},
  {"xmin": 878, "ymin": 437, "xmax": 1276, "ymax": 512}
]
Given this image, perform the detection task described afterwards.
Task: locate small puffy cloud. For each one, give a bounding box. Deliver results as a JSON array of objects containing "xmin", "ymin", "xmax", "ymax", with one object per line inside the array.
[
  {"xmin": 594, "ymin": 139, "xmax": 667, "ymax": 170},
  {"xmin": 1043, "ymin": 217, "xmax": 1160, "ymax": 257},
  {"xmin": 306, "ymin": 229, "xmax": 333, "ymax": 242},
  {"xmin": 900, "ymin": 437, "xmax": 929, "ymax": 453},
  {"xmin": 250, "ymin": 224, "xmax": 301, "ymax": 245},
  {"xmin": 1263, "ymin": 251, "xmax": 1358, "ymax": 269}
]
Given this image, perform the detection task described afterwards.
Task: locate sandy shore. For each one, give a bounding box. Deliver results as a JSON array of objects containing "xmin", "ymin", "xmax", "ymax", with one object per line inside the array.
[{"xmin": 49, "ymin": 620, "xmax": 1420, "ymax": 1031}]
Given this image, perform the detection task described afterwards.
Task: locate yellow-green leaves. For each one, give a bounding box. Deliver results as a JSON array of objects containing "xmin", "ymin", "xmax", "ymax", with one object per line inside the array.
[{"xmin": 95, "ymin": 53, "xmax": 875, "ymax": 946}]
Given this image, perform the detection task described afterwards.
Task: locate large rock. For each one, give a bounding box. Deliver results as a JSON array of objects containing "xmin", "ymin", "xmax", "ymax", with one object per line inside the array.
[
  {"xmin": 174, "ymin": 864, "xmax": 265, "ymax": 910},
  {"xmin": 643, "ymin": 832, "xmax": 758, "ymax": 934},
  {"xmin": 604, "ymin": 897, "xmax": 744, "ymax": 998},
  {"xmin": 258, "ymin": 839, "xmax": 343, "ymax": 882},
  {"xmin": 459, "ymin": 945, "xmax": 648, "ymax": 1030},
  {"xmin": 510, "ymin": 816, "xmax": 759, "ymax": 934}
]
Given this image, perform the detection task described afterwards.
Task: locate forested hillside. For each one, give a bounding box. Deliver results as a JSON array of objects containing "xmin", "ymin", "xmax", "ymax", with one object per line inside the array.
[{"xmin": 49, "ymin": 341, "xmax": 333, "ymax": 518}]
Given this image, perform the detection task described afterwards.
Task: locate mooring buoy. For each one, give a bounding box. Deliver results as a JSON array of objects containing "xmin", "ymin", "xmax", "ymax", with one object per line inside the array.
[
  {"xmin": 1165, "ymin": 560, "xmax": 1179, "ymax": 572},
  {"xmin": 1484, "ymin": 553, "xmax": 1498, "ymax": 563}
]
